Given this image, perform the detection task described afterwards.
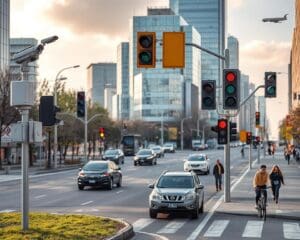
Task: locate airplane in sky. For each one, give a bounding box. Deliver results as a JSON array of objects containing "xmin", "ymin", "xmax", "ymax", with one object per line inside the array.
[{"xmin": 262, "ymin": 14, "xmax": 288, "ymax": 23}]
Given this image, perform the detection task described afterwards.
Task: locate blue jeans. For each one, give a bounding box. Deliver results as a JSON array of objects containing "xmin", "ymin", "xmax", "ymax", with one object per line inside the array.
[
  {"xmin": 215, "ymin": 175, "xmax": 222, "ymax": 189},
  {"xmin": 255, "ymin": 185, "xmax": 267, "ymax": 205},
  {"xmin": 272, "ymin": 184, "xmax": 280, "ymax": 201}
]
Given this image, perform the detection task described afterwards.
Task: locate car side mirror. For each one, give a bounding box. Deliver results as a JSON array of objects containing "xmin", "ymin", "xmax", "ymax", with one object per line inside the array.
[
  {"xmin": 78, "ymin": 168, "xmax": 82, "ymax": 171},
  {"xmin": 148, "ymin": 183, "xmax": 154, "ymax": 189},
  {"xmin": 117, "ymin": 167, "xmax": 121, "ymax": 170},
  {"xmin": 197, "ymin": 185, "xmax": 204, "ymax": 190}
]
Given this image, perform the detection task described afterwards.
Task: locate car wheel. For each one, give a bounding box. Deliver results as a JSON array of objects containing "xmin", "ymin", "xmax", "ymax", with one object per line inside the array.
[
  {"xmin": 134, "ymin": 161, "xmax": 137, "ymax": 166},
  {"xmin": 154, "ymin": 159, "xmax": 157, "ymax": 165},
  {"xmin": 208, "ymin": 168, "xmax": 210, "ymax": 175},
  {"xmin": 149, "ymin": 209, "xmax": 157, "ymax": 219},
  {"xmin": 78, "ymin": 185, "xmax": 84, "ymax": 190},
  {"xmin": 122, "ymin": 157, "xmax": 124, "ymax": 164},
  {"xmin": 107, "ymin": 178, "xmax": 113, "ymax": 190},
  {"xmin": 117, "ymin": 159, "xmax": 120, "ymax": 165},
  {"xmin": 199, "ymin": 196, "xmax": 204, "ymax": 213},
  {"xmin": 151, "ymin": 160, "xmax": 154, "ymax": 165},
  {"xmin": 191, "ymin": 206, "xmax": 199, "ymax": 219},
  {"xmin": 117, "ymin": 176, "xmax": 122, "ymax": 187}
]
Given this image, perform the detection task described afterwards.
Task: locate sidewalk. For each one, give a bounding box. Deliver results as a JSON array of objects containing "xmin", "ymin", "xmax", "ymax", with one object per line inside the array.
[{"xmin": 216, "ymin": 151, "xmax": 300, "ymax": 220}]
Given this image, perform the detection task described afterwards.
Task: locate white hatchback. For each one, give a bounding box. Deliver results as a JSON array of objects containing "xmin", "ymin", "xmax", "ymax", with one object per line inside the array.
[{"xmin": 184, "ymin": 154, "xmax": 210, "ymax": 175}]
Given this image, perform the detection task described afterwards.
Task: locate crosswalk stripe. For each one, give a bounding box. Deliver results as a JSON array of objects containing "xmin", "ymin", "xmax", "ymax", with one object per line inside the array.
[
  {"xmin": 157, "ymin": 221, "xmax": 186, "ymax": 234},
  {"xmin": 204, "ymin": 220, "xmax": 229, "ymax": 237},
  {"xmin": 132, "ymin": 218, "xmax": 155, "ymax": 231},
  {"xmin": 283, "ymin": 222, "xmax": 300, "ymax": 239},
  {"xmin": 242, "ymin": 220, "xmax": 264, "ymax": 238}
]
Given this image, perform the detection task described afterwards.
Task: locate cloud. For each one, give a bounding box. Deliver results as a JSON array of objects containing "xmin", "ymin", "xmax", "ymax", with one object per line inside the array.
[{"xmin": 44, "ymin": 0, "xmax": 151, "ymax": 37}]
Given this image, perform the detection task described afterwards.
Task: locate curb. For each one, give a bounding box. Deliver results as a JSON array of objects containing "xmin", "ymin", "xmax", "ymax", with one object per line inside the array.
[
  {"xmin": 107, "ymin": 218, "xmax": 135, "ymax": 240},
  {"xmin": 215, "ymin": 210, "xmax": 300, "ymax": 221}
]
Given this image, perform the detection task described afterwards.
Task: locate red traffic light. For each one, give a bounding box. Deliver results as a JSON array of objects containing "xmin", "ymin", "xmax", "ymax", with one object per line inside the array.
[
  {"xmin": 218, "ymin": 120, "xmax": 227, "ymax": 129},
  {"xmin": 247, "ymin": 132, "xmax": 251, "ymax": 137},
  {"xmin": 225, "ymin": 72, "xmax": 236, "ymax": 82}
]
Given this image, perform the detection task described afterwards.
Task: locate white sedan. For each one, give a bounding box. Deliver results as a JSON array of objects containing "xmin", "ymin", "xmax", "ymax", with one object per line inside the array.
[{"xmin": 184, "ymin": 154, "xmax": 210, "ymax": 175}]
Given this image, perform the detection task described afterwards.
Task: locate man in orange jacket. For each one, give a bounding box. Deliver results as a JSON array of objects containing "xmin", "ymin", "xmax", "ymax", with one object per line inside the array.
[{"xmin": 253, "ymin": 164, "xmax": 269, "ymax": 208}]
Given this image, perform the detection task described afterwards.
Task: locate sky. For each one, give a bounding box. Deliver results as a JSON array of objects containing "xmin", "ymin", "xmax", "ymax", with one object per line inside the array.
[{"xmin": 10, "ymin": 0, "xmax": 296, "ymax": 140}]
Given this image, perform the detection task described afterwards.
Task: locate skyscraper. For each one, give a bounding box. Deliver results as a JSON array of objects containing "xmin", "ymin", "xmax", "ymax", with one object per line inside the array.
[
  {"xmin": 0, "ymin": 0, "xmax": 9, "ymax": 72},
  {"xmin": 227, "ymin": 35, "xmax": 239, "ymax": 69},
  {"xmin": 87, "ymin": 63, "xmax": 116, "ymax": 107},
  {"xmin": 239, "ymin": 74, "xmax": 250, "ymax": 131},
  {"xmin": 129, "ymin": 7, "xmax": 201, "ymax": 122}
]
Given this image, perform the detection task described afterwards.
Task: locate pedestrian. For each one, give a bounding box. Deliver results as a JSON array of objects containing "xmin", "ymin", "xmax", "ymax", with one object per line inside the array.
[
  {"xmin": 253, "ymin": 164, "xmax": 269, "ymax": 208},
  {"xmin": 241, "ymin": 147, "xmax": 245, "ymax": 158},
  {"xmin": 269, "ymin": 165, "xmax": 284, "ymax": 204},
  {"xmin": 268, "ymin": 144, "xmax": 272, "ymax": 155},
  {"xmin": 213, "ymin": 159, "xmax": 224, "ymax": 192}
]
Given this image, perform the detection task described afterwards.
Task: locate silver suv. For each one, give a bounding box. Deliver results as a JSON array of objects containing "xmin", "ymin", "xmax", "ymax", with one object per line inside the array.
[{"xmin": 148, "ymin": 171, "xmax": 204, "ymax": 219}]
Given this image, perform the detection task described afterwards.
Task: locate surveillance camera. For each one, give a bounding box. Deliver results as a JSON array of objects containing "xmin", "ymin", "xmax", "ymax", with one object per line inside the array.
[
  {"xmin": 12, "ymin": 45, "xmax": 44, "ymax": 64},
  {"xmin": 41, "ymin": 35, "xmax": 58, "ymax": 45}
]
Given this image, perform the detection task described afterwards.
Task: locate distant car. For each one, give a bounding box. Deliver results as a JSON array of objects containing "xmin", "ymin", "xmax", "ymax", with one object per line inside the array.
[
  {"xmin": 77, "ymin": 161, "xmax": 122, "ymax": 190},
  {"xmin": 217, "ymin": 145, "xmax": 224, "ymax": 150},
  {"xmin": 102, "ymin": 149, "xmax": 124, "ymax": 165},
  {"xmin": 148, "ymin": 171, "xmax": 204, "ymax": 219},
  {"xmin": 163, "ymin": 143, "xmax": 175, "ymax": 153},
  {"xmin": 134, "ymin": 149, "xmax": 157, "ymax": 166},
  {"xmin": 184, "ymin": 154, "xmax": 210, "ymax": 175},
  {"xmin": 151, "ymin": 146, "xmax": 164, "ymax": 158}
]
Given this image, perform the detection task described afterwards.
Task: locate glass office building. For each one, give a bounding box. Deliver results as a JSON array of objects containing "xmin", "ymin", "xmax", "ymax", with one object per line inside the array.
[
  {"xmin": 0, "ymin": 0, "xmax": 9, "ymax": 72},
  {"xmin": 227, "ymin": 35, "xmax": 239, "ymax": 69},
  {"xmin": 117, "ymin": 42, "xmax": 130, "ymax": 120},
  {"xmin": 129, "ymin": 8, "xmax": 201, "ymax": 122}
]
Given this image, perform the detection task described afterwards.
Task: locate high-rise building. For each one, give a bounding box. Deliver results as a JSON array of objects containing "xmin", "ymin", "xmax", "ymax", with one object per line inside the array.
[
  {"xmin": 117, "ymin": 42, "xmax": 130, "ymax": 120},
  {"xmin": 227, "ymin": 35, "xmax": 239, "ymax": 69},
  {"xmin": 249, "ymin": 83, "xmax": 256, "ymax": 134},
  {"xmin": 104, "ymin": 86, "xmax": 117, "ymax": 118},
  {"xmin": 129, "ymin": 8, "xmax": 201, "ymax": 122},
  {"xmin": 0, "ymin": 0, "xmax": 9, "ymax": 72},
  {"xmin": 239, "ymin": 74, "xmax": 249, "ymax": 131},
  {"xmin": 87, "ymin": 63, "xmax": 116, "ymax": 106},
  {"xmin": 10, "ymin": 38, "xmax": 38, "ymax": 82},
  {"xmin": 291, "ymin": 0, "xmax": 300, "ymax": 109}
]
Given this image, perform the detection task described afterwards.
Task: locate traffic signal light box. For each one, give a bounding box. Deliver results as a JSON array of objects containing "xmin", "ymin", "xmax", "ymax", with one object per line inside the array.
[
  {"xmin": 137, "ymin": 32, "xmax": 156, "ymax": 68},
  {"xmin": 202, "ymin": 80, "xmax": 216, "ymax": 110},
  {"xmin": 77, "ymin": 91, "xmax": 85, "ymax": 118},
  {"xmin": 223, "ymin": 69, "xmax": 240, "ymax": 110},
  {"xmin": 99, "ymin": 127, "xmax": 105, "ymax": 140},
  {"xmin": 218, "ymin": 119, "xmax": 228, "ymax": 144},
  {"xmin": 265, "ymin": 72, "xmax": 276, "ymax": 98},
  {"xmin": 255, "ymin": 112, "xmax": 260, "ymax": 127},
  {"xmin": 39, "ymin": 96, "xmax": 60, "ymax": 126},
  {"xmin": 246, "ymin": 132, "xmax": 252, "ymax": 145}
]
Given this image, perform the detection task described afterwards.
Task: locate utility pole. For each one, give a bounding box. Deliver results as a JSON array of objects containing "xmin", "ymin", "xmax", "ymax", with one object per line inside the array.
[
  {"xmin": 84, "ymin": 99, "xmax": 88, "ymax": 162},
  {"xmin": 224, "ymin": 114, "xmax": 231, "ymax": 202}
]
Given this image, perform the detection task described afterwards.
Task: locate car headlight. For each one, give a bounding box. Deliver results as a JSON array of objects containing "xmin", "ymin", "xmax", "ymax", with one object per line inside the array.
[
  {"xmin": 79, "ymin": 172, "xmax": 85, "ymax": 177},
  {"xmin": 185, "ymin": 192, "xmax": 196, "ymax": 201},
  {"xmin": 147, "ymin": 156, "xmax": 153, "ymax": 160},
  {"xmin": 151, "ymin": 190, "xmax": 163, "ymax": 200},
  {"xmin": 114, "ymin": 156, "xmax": 119, "ymax": 159}
]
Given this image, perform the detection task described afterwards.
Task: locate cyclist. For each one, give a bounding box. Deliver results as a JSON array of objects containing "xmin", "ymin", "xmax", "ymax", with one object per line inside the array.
[
  {"xmin": 253, "ymin": 165, "xmax": 269, "ymax": 208},
  {"xmin": 269, "ymin": 165, "xmax": 284, "ymax": 204}
]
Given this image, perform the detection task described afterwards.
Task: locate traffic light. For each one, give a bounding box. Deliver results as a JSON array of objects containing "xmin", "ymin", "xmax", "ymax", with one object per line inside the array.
[
  {"xmin": 223, "ymin": 69, "xmax": 240, "ymax": 109},
  {"xmin": 162, "ymin": 32, "xmax": 185, "ymax": 68},
  {"xmin": 137, "ymin": 32, "xmax": 156, "ymax": 68},
  {"xmin": 255, "ymin": 112, "xmax": 260, "ymax": 127},
  {"xmin": 201, "ymin": 80, "xmax": 216, "ymax": 110},
  {"xmin": 99, "ymin": 127, "xmax": 105, "ymax": 140},
  {"xmin": 39, "ymin": 96, "xmax": 60, "ymax": 126},
  {"xmin": 264, "ymin": 72, "xmax": 276, "ymax": 98},
  {"xmin": 77, "ymin": 91, "xmax": 85, "ymax": 118},
  {"xmin": 246, "ymin": 132, "xmax": 252, "ymax": 145},
  {"xmin": 230, "ymin": 121, "xmax": 237, "ymax": 141},
  {"xmin": 218, "ymin": 118, "xmax": 228, "ymax": 144}
]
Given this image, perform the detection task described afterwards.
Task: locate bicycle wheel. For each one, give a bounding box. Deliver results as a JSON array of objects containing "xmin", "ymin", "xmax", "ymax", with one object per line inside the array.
[
  {"xmin": 263, "ymin": 207, "xmax": 267, "ymax": 221},
  {"xmin": 261, "ymin": 198, "xmax": 267, "ymax": 221},
  {"xmin": 257, "ymin": 200, "xmax": 262, "ymax": 218}
]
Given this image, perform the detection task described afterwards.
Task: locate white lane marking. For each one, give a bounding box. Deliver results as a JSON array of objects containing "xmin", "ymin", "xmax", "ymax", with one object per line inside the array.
[
  {"xmin": 136, "ymin": 231, "xmax": 169, "ymax": 240},
  {"xmin": 186, "ymin": 159, "xmax": 255, "ymax": 240},
  {"xmin": 204, "ymin": 220, "xmax": 229, "ymax": 237},
  {"xmin": 242, "ymin": 220, "xmax": 264, "ymax": 238},
  {"xmin": 0, "ymin": 209, "xmax": 16, "ymax": 213},
  {"xmin": 157, "ymin": 221, "xmax": 186, "ymax": 234},
  {"xmin": 283, "ymin": 222, "xmax": 300, "ymax": 239},
  {"xmin": 116, "ymin": 190, "xmax": 124, "ymax": 194},
  {"xmin": 133, "ymin": 218, "xmax": 155, "ymax": 231},
  {"xmin": 34, "ymin": 194, "xmax": 46, "ymax": 199},
  {"xmin": 80, "ymin": 200, "xmax": 93, "ymax": 206},
  {"xmin": 276, "ymin": 210, "xmax": 283, "ymax": 214},
  {"xmin": 75, "ymin": 209, "xmax": 83, "ymax": 212}
]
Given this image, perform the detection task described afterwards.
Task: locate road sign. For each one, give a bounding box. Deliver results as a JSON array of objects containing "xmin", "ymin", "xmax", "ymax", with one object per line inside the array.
[
  {"xmin": 240, "ymin": 130, "xmax": 247, "ymax": 142},
  {"xmin": 163, "ymin": 32, "xmax": 185, "ymax": 68}
]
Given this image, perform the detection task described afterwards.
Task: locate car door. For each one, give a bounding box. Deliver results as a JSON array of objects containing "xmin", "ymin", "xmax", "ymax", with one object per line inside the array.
[
  {"xmin": 194, "ymin": 175, "xmax": 202, "ymax": 205},
  {"xmin": 110, "ymin": 161, "xmax": 120, "ymax": 184}
]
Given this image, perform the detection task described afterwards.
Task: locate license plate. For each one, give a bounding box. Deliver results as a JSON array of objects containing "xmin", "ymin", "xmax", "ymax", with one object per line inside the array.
[
  {"xmin": 168, "ymin": 203, "xmax": 177, "ymax": 208},
  {"xmin": 89, "ymin": 180, "xmax": 96, "ymax": 184}
]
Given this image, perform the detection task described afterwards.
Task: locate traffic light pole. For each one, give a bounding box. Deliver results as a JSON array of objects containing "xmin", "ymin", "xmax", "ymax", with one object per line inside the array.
[
  {"xmin": 84, "ymin": 101, "xmax": 88, "ymax": 163},
  {"xmin": 224, "ymin": 115, "xmax": 231, "ymax": 202}
]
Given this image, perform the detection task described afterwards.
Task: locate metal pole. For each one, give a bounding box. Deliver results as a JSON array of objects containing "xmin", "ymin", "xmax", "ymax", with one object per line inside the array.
[
  {"xmin": 249, "ymin": 143, "xmax": 252, "ymax": 169},
  {"xmin": 224, "ymin": 115, "xmax": 231, "ymax": 202},
  {"xmin": 54, "ymin": 82, "xmax": 58, "ymax": 169},
  {"xmin": 202, "ymin": 125, "xmax": 205, "ymax": 144},
  {"xmin": 197, "ymin": 115, "xmax": 200, "ymax": 138},
  {"xmin": 84, "ymin": 99, "xmax": 88, "ymax": 163},
  {"xmin": 181, "ymin": 119, "xmax": 184, "ymax": 151},
  {"xmin": 20, "ymin": 109, "xmax": 29, "ymax": 230},
  {"xmin": 48, "ymin": 130, "xmax": 51, "ymax": 169},
  {"xmin": 161, "ymin": 112, "xmax": 164, "ymax": 146}
]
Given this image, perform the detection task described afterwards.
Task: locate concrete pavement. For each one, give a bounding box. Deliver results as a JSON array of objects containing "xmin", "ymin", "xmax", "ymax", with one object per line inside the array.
[{"xmin": 216, "ymin": 149, "xmax": 300, "ymax": 220}]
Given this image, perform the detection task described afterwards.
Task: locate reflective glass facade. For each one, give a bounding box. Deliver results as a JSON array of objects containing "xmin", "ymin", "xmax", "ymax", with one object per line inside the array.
[
  {"xmin": 227, "ymin": 35, "xmax": 239, "ymax": 69},
  {"xmin": 117, "ymin": 42, "xmax": 130, "ymax": 120},
  {"xmin": 129, "ymin": 10, "xmax": 201, "ymax": 122},
  {"xmin": 0, "ymin": 0, "xmax": 9, "ymax": 72}
]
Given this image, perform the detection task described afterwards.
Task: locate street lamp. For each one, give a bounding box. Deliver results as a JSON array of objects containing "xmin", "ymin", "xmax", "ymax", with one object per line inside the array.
[
  {"xmin": 53, "ymin": 65, "xmax": 80, "ymax": 168},
  {"xmin": 181, "ymin": 116, "xmax": 192, "ymax": 150}
]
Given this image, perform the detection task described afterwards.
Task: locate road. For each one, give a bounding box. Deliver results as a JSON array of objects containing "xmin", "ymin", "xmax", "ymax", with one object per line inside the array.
[{"xmin": 4, "ymin": 147, "xmax": 297, "ymax": 240}]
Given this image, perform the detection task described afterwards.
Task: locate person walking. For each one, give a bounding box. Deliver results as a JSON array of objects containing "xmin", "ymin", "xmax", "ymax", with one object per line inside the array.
[
  {"xmin": 253, "ymin": 165, "xmax": 269, "ymax": 208},
  {"xmin": 269, "ymin": 165, "xmax": 284, "ymax": 204},
  {"xmin": 213, "ymin": 159, "xmax": 224, "ymax": 192}
]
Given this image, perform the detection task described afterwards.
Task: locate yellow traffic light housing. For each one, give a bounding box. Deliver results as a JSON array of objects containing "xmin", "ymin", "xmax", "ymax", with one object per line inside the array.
[
  {"xmin": 137, "ymin": 32, "xmax": 156, "ymax": 68},
  {"xmin": 163, "ymin": 32, "xmax": 185, "ymax": 68}
]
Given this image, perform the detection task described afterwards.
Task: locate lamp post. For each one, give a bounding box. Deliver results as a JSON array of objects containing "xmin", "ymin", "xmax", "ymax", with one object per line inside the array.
[
  {"xmin": 181, "ymin": 116, "xmax": 192, "ymax": 151},
  {"xmin": 53, "ymin": 65, "xmax": 79, "ymax": 168}
]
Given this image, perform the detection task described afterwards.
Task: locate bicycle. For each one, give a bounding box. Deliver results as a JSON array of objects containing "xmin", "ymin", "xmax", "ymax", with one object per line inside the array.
[{"xmin": 256, "ymin": 186, "xmax": 271, "ymax": 221}]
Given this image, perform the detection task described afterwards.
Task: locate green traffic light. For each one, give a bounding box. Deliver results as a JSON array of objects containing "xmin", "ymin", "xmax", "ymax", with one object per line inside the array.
[
  {"xmin": 225, "ymin": 84, "xmax": 236, "ymax": 95},
  {"xmin": 139, "ymin": 51, "xmax": 152, "ymax": 64},
  {"xmin": 267, "ymin": 86, "xmax": 276, "ymax": 95},
  {"xmin": 203, "ymin": 97, "xmax": 214, "ymax": 107},
  {"xmin": 225, "ymin": 96, "xmax": 237, "ymax": 107}
]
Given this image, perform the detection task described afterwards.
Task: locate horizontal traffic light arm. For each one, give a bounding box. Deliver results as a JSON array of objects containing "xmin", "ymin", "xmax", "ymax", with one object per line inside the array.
[{"xmin": 57, "ymin": 112, "xmax": 106, "ymax": 124}]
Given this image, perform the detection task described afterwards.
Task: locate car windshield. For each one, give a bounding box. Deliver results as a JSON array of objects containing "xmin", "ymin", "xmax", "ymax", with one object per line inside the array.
[
  {"xmin": 164, "ymin": 144, "xmax": 172, "ymax": 147},
  {"xmin": 105, "ymin": 150, "xmax": 118, "ymax": 155},
  {"xmin": 157, "ymin": 176, "xmax": 194, "ymax": 188},
  {"xmin": 83, "ymin": 162, "xmax": 107, "ymax": 171},
  {"xmin": 138, "ymin": 150, "xmax": 152, "ymax": 155},
  {"xmin": 153, "ymin": 147, "xmax": 160, "ymax": 150},
  {"xmin": 188, "ymin": 155, "xmax": 206, "ymax": 161}
]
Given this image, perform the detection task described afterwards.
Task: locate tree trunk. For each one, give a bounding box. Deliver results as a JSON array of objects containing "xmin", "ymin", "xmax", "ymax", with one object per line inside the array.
[
  {"xmin": 0, "ymin": 128, "xmax": 2, "ymax": 170},
  {"xmin": 63, "ymin": 144, "xmax": 68, "ymax": 161},
  {"xmin": 71, "ymin": 144, "xmax": 75, "ymax": 160}
]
